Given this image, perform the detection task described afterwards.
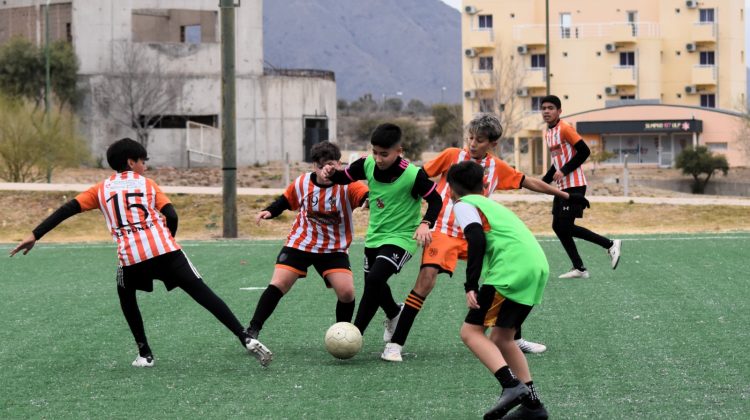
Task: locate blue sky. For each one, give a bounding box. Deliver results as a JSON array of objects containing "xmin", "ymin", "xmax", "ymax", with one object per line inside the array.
[{"xmin": 439, "ymin": 0, "xmax": 750, "ymax": 67}]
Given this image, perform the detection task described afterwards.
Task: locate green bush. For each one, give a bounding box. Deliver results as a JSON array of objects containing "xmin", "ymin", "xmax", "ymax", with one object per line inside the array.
[{"xmin": 675, "ymin": 146, "xmax": 729, "ymax": 194}]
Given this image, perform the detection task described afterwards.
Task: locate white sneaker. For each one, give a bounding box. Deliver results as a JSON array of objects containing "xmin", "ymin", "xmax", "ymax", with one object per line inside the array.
[
  {"xmin": 515, "ymin": 338, "xmax": 547, "ymax": 354},
  {"xmin": 558, "ymin": 268, "xmax": 590, "ymax": 279},
  {"xmin": 132, "ymin": 354, "xmax": 154, "ymax": 368},
  {"xmin": 608, "ymin": 239, "xmax": 622, "ymax": 269},
  {"xmin": 245, "ymin": 338, "xmax": 273, "ymax": 367},
  {"xmin": 383, "ymin": 303, "xmax": 404, "ymax": 342},
  {"xmin": 381, "ymin": 342, "xmax": 403, "ymax": 362}
]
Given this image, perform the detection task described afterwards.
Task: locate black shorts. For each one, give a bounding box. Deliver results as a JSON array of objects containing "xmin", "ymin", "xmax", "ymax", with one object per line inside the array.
[
  {"xmin": 275, "ymin": 246, "xmax": 352, "ymax": 287},
  {"xmin": 364, "ymin": 245, "xmax": 412, "ymax": 275},
  {"xmin": 552, "ymin": 185, "xmax": 587, "ymax": 219},
  {"xmin": 464, "ymin": 285, "xmax": 533, "ymax": 329},
  {"xmin": 117, "ymin": 250, "xmax": 200, "ymax": 292}
]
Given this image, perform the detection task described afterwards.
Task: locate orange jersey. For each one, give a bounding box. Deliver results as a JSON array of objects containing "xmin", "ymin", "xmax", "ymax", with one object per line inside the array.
[
  {"xmin": 283, "ymin": 173, "xmax": 369, "ymax": 253},
  {"xmin": 75, "ymin": 172, "xmax": 180, "ymax": 266},
  {"xmin": 423, "ymin": 148, "xmax": 524, "ymax": 239},
  {"xmin": 545, "ymin": 119, "xmax": 587, "ymax": 189}
]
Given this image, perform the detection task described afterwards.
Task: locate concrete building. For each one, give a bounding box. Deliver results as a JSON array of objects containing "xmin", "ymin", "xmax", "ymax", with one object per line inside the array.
[
  {"xmin": 461, "ymin": 0, "xmax": 747, "ymax": 172},
  {"xmin": 0, "ymin": 0, "xmax": 336, "ymax": 167}
]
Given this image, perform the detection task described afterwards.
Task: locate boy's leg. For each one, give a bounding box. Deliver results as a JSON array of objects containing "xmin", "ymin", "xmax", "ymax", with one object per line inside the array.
[
  {"xmin": 248, "ymin": 267, "xmax": 300, "ymax": 337},
  {"xmin": 354, "ymin": 246, "xmax": 407, "ymax": 335},
  {"xmin": 492, "ymin": 327, "xmax": 531, "ymax": 383},
  {"xmin": 117, "ymin": 284, "xmax": 152, "ymax": 358},
  {"xmin": 389, "ymin": 265, "xmax": 437, "ymax": 346},
  {"xmin": 570, "ymin": 224, "xmax": 614, "ymax": 249},
  {"xmin": 552, "ymin": 215, "xmax": 585, "ymax": 271},
  {"xmin": 325, "ymin": 271, "xmax": 356, "ymax": 323}
]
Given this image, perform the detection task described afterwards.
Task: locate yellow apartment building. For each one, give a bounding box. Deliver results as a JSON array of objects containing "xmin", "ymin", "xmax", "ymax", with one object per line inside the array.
[{"xmin": 462, "ymin": 0, "xmax": 747, "ymax": 172}]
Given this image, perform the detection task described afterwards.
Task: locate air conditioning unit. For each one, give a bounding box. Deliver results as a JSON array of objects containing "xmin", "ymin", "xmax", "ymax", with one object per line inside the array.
[
  {"xmin": 465, "ymin": 5, "xmax": 478, "ymax": 14},
  {"xmin": 685, "ymin": 85, "xmax": 698, "ymax": 94},
  {"xmin": 464, "ymin": 48, "xmax": 478, "ymax": 58},
  {"xmin": 516, "ymin": 88, "xmax": 529, "ymax": 97},
  {"xmin": 517, "ymin": 45, "xmax": 529, "ymax": 55},
  {"xmin": 464, "ymin": 90, "xmax": 477, "ymax": 99},
  {"xmin": 686, "ymin": 0, "xmax": 698, "ymax": 9},
  {"xmin": 605, "ymin": 43, "xmax": 617, "ymax": 53},
  {"xmin": 604, "ymin": 86, "xmax": 618, "ymax": 96},
  {"xmin": 685, "ymin": 42, "xmax": 697, "ymax": 52}
]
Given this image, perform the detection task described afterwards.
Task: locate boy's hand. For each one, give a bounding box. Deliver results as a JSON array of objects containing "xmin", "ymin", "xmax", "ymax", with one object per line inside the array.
[
  {"xmin": 256, "ymin": 210, "xmax": 272, "ymax": 225},
  {"xmin": 321, "ymin": 164, "xmax": 337, "ymax": 179},
  {"xmin": 567, "ymin": 193, "xmax": 590, "ymax": 208},
  {"xmin": 553, "ymin": 169, "xmax": 564, "ymax": 182},
  {"xmin": 413, "ymin": 223, "xmax": 432, "ymax": 247},
  {"xmin": 465, "ymin": 290, "xmax": 480, "ymax": 309},
  {"xmin": 9, "ymin": 234, "xmax": 36, "ymax": 257}
]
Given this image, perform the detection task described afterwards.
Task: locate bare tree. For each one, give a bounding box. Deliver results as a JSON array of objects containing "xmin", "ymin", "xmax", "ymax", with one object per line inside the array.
[{"xmin": 95, "ymin": 42, "xmax": 179, "ymax": 148}]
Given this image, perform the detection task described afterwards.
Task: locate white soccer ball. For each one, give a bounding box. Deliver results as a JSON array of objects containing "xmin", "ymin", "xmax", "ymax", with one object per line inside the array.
[{"xmin": 324, "ymin": 322, "xmax": 363, "ymax": 359}]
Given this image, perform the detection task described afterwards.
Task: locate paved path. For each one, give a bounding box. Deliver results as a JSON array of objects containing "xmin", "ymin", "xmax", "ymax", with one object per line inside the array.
[{"xmin": 3, "ymin": 182, "xmax": 750, "ymax": 206}]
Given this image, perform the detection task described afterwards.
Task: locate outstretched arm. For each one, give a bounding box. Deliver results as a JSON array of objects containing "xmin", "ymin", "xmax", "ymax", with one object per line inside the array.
[
  {"xmin": 256, "ymin": 195, "xmax": 292, "ymax": 225},
  {"xmin": 521, "ymin": 176, "xmax": 569, "ymax": 200},
  {"xmin": 9, "ymin": 199, "xmax": 82, "ymax": 257}
]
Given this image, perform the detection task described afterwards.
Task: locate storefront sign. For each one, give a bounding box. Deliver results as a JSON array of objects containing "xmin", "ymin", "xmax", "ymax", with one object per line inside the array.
[{"xmin": 577, "ymin": 119, "xmax": 702, "ymax": 134}]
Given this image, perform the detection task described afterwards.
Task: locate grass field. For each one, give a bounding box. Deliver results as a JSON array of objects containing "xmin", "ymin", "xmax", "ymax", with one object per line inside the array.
[{"xmin": 1, "ymin": 234, "xmax": 749, "ymax": 419}]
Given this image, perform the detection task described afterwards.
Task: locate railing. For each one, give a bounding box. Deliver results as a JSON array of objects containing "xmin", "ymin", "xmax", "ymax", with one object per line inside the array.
[
  {"xmin": 186, "ymin": 121, "xmax": 221, "ymax": 168},
  {"xmin": 512, "ymin": 22, "xmax": 660, "ymax": 40}
]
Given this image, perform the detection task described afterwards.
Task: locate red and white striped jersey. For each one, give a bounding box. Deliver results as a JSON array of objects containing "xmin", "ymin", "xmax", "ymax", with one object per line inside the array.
[
  {"xmin": 75, "ymin": 172, "xmax": 180, "ymax": 266},
  {"xmin": 423, "ymin": 148, "xmax": 524, "ymax": 239},
  {"xmin": 283, "ymin": 173, "xmax": 369, "ymax": 253},
  {"xmin": 545, "ymin": 119, "xmax": 587, "ymax": 189}
]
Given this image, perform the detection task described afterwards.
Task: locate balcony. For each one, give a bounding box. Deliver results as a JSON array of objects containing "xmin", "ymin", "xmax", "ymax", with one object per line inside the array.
[
  {"xmin": 691, "ymin": 22, "xmax": 716, "ymax": 43},
  {"xmin": 512, "ymin": 22, "xmax": 659, "ymax": 42},
  {"xmin": 523, "ymin": 68, "xmax": 547, "ymax": 88},
  {"xmin": 510, "ymin": 25, "xmax": 546, "ymax": 46},
  {"xmin": 691, "ymin": 65, "xmax": 717, "ymax": 86},
  {"xmin": 610, "ymin": 66, "xmax": 636, "ymax": 86},
  {"xmin": 463, "ymin": 29, "xmax": 496, "ymax": 51},
  {"xmin": 469, "ymin": 71, "xmax": 495, "ymax": 90}
]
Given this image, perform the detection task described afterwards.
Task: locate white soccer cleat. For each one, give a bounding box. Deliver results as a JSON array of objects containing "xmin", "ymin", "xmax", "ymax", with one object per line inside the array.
[
  {"xmin": 515, "ymin": 338, "xmax": 547, "ymax": 354},
  {"xmin": 131, "ymin": 354, "xmax": 154, "ymax": 368},
  {"xmin": 558, "ymin": 268, "xmax": 590, "ymax": 279},
  {"xmin": 383, "ymin": 303, "xmax": 404, "ymax": 342},
  {"xmin": 245, "ymin": 338, "xmax": 273, "ymax": 367},
  {"xmin": 381, "ymin": 342, "xmax": 403, "ymax": 362},
  {"xmin": 608, "ymin": 239, "xmax": 622, "ymax": 269}
]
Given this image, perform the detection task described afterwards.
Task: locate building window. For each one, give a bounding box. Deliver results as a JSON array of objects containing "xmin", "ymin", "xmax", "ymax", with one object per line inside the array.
[
  {"xmin": 560, "ymin": 13, "xmax": 571, "ymax": 38},
  {"xmin": 706, "ymin": 142, "xmax": 728, "ymax": 152},
  {"xmin": 627, "ymin": 11, "xmax": 638, "ymax": 36},
  {"xmin": 478, "ymin": 15, "xmax": 493, "ymax": 29},
  {"xmin": 700, "ymin": 94, "xmax": 716, "ymax": 108},
  {"xmin": 139, "ymin": 115, "xmax": 219, "ymax": 129},
  {"xmin": 531, "ymin": 96, "xmax": 544, "ymax": 112},
  {"xmin": 699, "ymin": 51, "xmax": 715, "ymax": 65},
  {"xmin": 619, "ymin": 51, "xmax": 636, "ymax": 66},
  {"xmin": 699, "ymin": 8, "xmax": 715, "ymax": 23},
  {"xmin": 479, "ymin": 98, "xmax": 494, "ymax": 113},
  {"xmin": 66, "ymin": 23, "xmax": 72, "ymax": 43},
  {"xmin": 478, "ymin": 56, "xmax": 493, "ymax": 71},
  {"xmin": 180, "ymin": 24, "xmax": 202, "ymax": 44},
  {"xmin": 530, "ymin": 54, "xmax": 546, "ymax": 68},
  {"xmin": 620, "ymin": 95, "xmax": 636, "ymax": 100}
]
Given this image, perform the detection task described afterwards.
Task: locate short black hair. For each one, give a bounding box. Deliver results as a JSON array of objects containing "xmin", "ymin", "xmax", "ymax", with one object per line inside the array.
[
  {"xmin": 370, "ymin": 123, "xmax": 402, "ymax": 149},
  {"xmin": 106, "ymin": 138, "xmax": 148, "ymax": 172},
  {"xmin": 541, "ymin": 95, "xmax": 562, "ymax": 110},
  {"xmin": 447, "ymin": 161, "xmax": 485, "ymax": 197},
  {"xmin": 310, "ymin": 141, "xmax": 341, "ymax": 165}
]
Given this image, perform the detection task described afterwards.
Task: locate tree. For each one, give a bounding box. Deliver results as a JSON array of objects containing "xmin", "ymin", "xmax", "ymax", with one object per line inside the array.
[
  {"xmin": 382, "ymin": 97, "xmax": 403, "ymax": 114},
  {"xmin": 589, "ymin": 149, "xmax": 616, "ymax": 175},
  {"xmin": 405, "ymin": 99, "xmax": 428, "ymax": 115},
  {"xmin": 429, "ymin": 104, "xmax": 463, "ymax": 149},
  {"xmin": 675, "ymin": 146, "xmax": 729, "ymax": 194},
  {"xmin": 353, "ymin": 117, "xmax": 427, "ymax": 161},
  {"xmin": 94, "ymin": 42, "xmax": 179, "ymax": 147},
  {"xmin": 349, "ymin": 93, "xmax": 378, "ymax": 114}
]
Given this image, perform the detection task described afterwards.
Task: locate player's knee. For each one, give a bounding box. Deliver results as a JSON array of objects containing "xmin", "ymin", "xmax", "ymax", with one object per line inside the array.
[
  {"xmin": 415, "ymin": 268, "xmax": 438, "ymax": 295},
  {"xmin": 334, "ymin": 284, "xmax": 355, "ymax": 302},
  {"xmin": 460, "ymin": 323, "xmax": 478, "ymax": 344}
]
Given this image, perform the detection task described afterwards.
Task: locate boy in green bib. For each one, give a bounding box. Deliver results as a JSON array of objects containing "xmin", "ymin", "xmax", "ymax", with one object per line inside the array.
[
  {"xmin": 448, "ymin": 161, "xmax": 549, "ymax": 420},
  {"xmin": 324, "ymin": 123, "xmax": 443, "ymax": 343}
]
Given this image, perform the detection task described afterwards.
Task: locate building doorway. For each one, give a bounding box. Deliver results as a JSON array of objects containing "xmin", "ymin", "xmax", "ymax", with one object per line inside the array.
[{"xmin": 303, "ymin": 116, "xmax": 329, "ymax": 162}]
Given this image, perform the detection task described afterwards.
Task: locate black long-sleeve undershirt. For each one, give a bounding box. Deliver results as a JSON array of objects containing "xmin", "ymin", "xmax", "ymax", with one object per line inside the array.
[
  {"xmin": 542, "ymin": 140, "xmax": 591, "ymax": 184},
  {"xmin": 160, "ymin": 204, "xmax": 178, "ymax": 237},
  {"xmin": 32, "ymin": 199, "xmax": 82, "ymax": 240},
  {"xmin": 329, "ymin": 157, "xmax": 442, "ymax": 227},
  {"xmin": 462, "ymin": 223, "xmax": 486, "ymax": 293}
]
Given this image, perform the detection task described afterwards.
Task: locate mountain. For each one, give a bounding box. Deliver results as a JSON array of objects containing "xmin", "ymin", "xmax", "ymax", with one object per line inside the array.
[{"xmin": 263, "ymin": 0, "xmax": 461, "ymax": 104}]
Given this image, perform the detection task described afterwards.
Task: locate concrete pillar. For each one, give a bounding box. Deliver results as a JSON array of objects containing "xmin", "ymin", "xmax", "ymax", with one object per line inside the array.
[{"xmin": 514, "ymin": 136, "xmax": 521, "ymax": 169}]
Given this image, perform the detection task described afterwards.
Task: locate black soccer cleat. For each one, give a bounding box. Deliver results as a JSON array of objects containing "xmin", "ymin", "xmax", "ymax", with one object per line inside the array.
[
  {"xmin": 503, "ymin": 403, "xmax": 549, "ymax": 420},
  {"xmin": 483, "ymin": 383, "xmax": 530, "ymax": 420}
]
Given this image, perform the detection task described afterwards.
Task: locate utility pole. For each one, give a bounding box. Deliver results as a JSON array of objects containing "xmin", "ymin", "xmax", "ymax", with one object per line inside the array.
[
  {"xmin": 44, "ymin": 0, "xmax": 51, "ymax": 117},
  {"xmin": 220, "ymin": 0, "xmax": 238, "ymax": 238},
  {"xmin": 545, "ymin": 0, "xmax": 550, "ymax": 96}
]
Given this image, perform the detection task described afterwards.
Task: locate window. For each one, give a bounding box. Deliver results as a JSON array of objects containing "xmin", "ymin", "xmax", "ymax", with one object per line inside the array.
[
  {"xmin": 560, "ymin": 13, "xmax": 571, "ymax": 38},
  {"xmin": 139, "ymin": 115, "xmax": 219, "ymax": 129},
  {"xmin": 619, "ymin": 51, "xmax": 636, "ymax": 66},
  {"xmin": 478, "ymin": 15, "xmax": 493, "ymax": 29},
  {"xmin": 707, "ymin": 142, "xmax": 728, "ymax": 152},
  {"xmin": 479, "ymin": 98, "xmax": 494, "ymax": 113},
  {"xmin": 627, "ymin": 11, "xmax": 638, "ymax": 36},
  {"xmin": 620, "ymin": 95, "xmax": 636, "ymax": 100},
  {"xmin": 700, "ymin": 94, "xmax": 716, "ymax": 108},
  {"xmin": 180, "ymin": 24, "xmax": 202, "ymax": 44},
  {"xmin": 66, "ymin": 23, "xmax": 72, "ymax": 43},
  {"xmin": 699, "ymin": 51, "xmax": 715, "ymax": 65},
  {"xmin": 699, "ymin": 8, "xmax": 715, "ymax": 23},
  {"xmin": 478, "ymin": 56, "xmax": 493, "ymax": 71},
  {"xmin": 531, "ymin": 96, "xmax": 544, "ymax": 112},
  {"xmin": 530, "ymin": 54, "xmax": 546, "ymax": 68}
]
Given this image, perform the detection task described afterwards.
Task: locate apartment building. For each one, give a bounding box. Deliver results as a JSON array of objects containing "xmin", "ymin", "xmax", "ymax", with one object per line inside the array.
[
  {"xmin": 0, "ymin": 0, "xmax": 336, "ymax": 167},
  {"xmin": 462, "ymin": 0, "xmax": 747, "ymax": 171}
]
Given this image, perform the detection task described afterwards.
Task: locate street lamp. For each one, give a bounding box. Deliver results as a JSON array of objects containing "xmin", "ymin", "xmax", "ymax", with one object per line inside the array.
[
  {"xmin": 441, "ymin": 86, "xmax": 446, "ymax": 103},
  {"xmin": 45, "ymin": 0, "xmax": 51, "ymax": 117}
]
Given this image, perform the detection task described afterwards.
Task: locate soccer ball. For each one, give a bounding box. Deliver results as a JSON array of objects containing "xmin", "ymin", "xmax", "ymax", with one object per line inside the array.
[{"xmin": 324, "ymin": 322, "xmax": 363, "ymax": 359}]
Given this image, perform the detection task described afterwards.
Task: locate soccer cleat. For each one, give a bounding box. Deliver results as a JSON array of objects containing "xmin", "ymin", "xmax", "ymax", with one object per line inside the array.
[
  {"xmin": 131, "ymin": 354, "xmax": 154, "ymax": 368},
  {"xmin": 381, "ymin": 342, "xmax": 403, "ymax": 362},
  {"xmin": 608, "ymin": 239, "xmax": 622, "ymax": 270},
  {"xmin": 383, "ymin": 303, "xmax": 404, "ymax": 342},
  {"xmin": 483, "ymin": 382, "xmax": 530, "ymax": 420},
  {"xmin": 515, "ymin": 338, "xmax": 547, "ymax": 354},
  {"xmin": 558, "ymin": 268, "xmax": 590, "ymax": 279},
  {"xmin": 504, "ymin": 404, "xmax": 549, "ymax": 420},
  {"xmin": 245, "ymin": 337, "xmax": 273, "ymax": 367}
]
